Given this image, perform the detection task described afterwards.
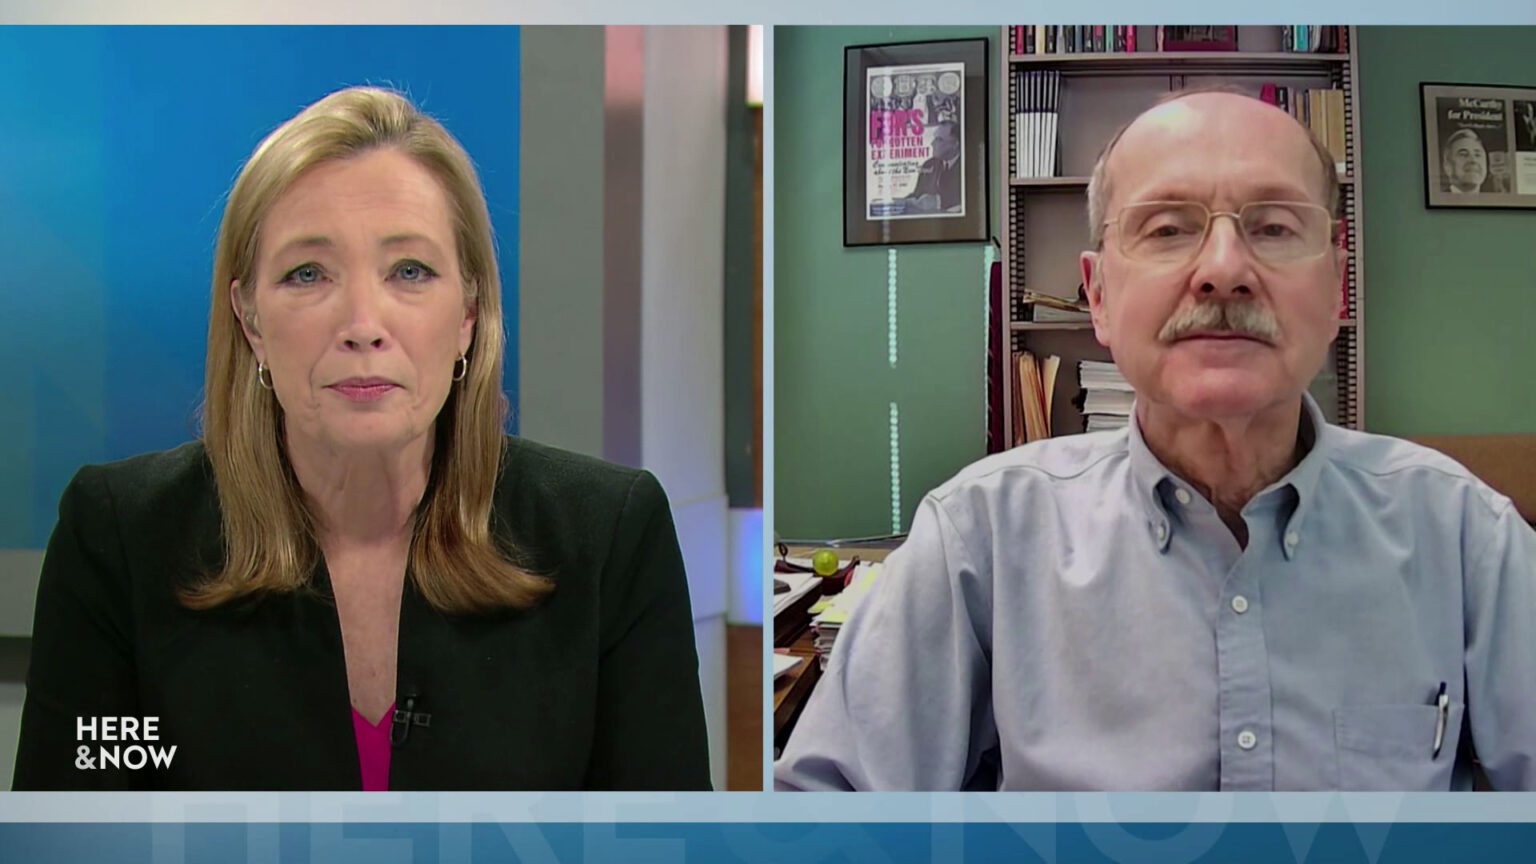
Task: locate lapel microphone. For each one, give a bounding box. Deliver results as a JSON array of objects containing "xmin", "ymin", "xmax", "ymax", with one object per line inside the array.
[{"xmin": 390, "ymin": 692, "xmax": 432, "ymax": 748}]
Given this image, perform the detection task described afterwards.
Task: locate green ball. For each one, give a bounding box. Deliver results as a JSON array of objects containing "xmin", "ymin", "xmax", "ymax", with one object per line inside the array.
[{"xmin": 811, "ymin": 548, "xmax": 840, "ymax": 577}]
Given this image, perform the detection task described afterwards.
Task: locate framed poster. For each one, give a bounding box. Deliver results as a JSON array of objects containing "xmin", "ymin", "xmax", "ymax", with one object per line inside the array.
[
  {"xmin": 844, "ymin": 38, "xmax": 991, "ymax": 246},
  {"xmin": 1420, "ymin": 81, "xmax": 1536, "ymax": 209}
]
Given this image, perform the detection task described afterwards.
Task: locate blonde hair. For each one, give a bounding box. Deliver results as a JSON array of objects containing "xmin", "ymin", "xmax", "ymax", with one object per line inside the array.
[
  {"xmin": 191, "ymin": 86, "xmax": 550, "ymax": 614},
  {"xmin": 1086, "ymin": 85, "xmax": 1341, "ymax": 248}
]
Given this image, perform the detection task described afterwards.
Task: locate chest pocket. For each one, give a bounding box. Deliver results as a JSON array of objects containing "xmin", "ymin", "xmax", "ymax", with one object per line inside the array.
[{"xmin": 1334, "ymin": 702, "xmax": 1462, "ymax": 790}]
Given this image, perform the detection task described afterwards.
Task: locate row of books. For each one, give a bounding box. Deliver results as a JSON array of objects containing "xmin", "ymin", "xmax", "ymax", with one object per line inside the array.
[
  {"xmin": 1262, "ymin": 84, "xmax": 1348, "ymax": 171},
  {"xmin": 1012, "ymin": 81, "xmax": 1349, "ymax": 179},
  {"xmin": 1011, "ymin": 70, "xmax": 1061, "ymax": 178},
  {"xmin": 1012, "ymin": 351, "xmax": 1061, "ymax": 445},
  {"xmin": 1010, "ymin": 25, "xmax": 1136, "ymax": 55},
  {"xmin": 1010, "ymin": 25, "xmax": 1348, "ymax": 56},
  {"xmin": 1281, "ymin": 25, "xmax": 1348, "ymax": 53},
  {"xmin": 1012, "ymin": 354, "xmax": 1142, "ymax": 442}
]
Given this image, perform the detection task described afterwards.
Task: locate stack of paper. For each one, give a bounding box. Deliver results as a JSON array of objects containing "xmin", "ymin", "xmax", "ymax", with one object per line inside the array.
[
  {"xmin": 1079, "ymin": 360, "xmax": 1134, "ymax": 432},
  {"xmin": 772, "ymin": 568, "xmax": 819, "ymax": 619},
  {"xmin": 809, "ymin": 563, "xmax": 882, "ymax": 669},
  {"xmin": 1022, "ymin": 290, "xmax": 1090, "ymax": 323},
  {"xmin": 772, "ymin": 653, "xmax": 804, "ymax": 680}
]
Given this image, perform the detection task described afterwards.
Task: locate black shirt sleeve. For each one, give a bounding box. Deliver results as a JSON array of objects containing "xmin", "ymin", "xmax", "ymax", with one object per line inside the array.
[
  {"xmin": 13, "ymin": 466, "xmax": 143, "ymax": 790},
  {"xmin": 583, "ymin": 470, "xmax": 712, "ymax": 790}
]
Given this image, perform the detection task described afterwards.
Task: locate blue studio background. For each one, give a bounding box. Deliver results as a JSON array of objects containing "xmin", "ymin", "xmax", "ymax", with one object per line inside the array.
[{"xmin": 0, "ymin": 26, "xmax": 522, "ymax": 550}]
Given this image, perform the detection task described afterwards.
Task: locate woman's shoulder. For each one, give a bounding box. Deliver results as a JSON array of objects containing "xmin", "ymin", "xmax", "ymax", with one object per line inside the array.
[
  {"xmin": 498, "ymin": 435, "xmax": 662, "ymax": 501},
  {"xmin": 493, "ymin": 435, "xmax": 670, "ymax": 549},
  {"xmin": 48, "ymin": 442, "xmax": 221, "ymax": 608},
  {"xmin": 70, "ymin": 441, "xmax": 215, "ymax": 513}
]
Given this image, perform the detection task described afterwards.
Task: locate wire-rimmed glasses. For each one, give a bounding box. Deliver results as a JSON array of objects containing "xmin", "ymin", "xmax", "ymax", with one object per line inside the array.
[{"xmin": 1102, "ymin": 200, "xmax": 1336, "ymax": 266}]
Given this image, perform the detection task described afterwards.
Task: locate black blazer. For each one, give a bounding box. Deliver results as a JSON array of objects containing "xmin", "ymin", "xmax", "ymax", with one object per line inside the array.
[{"xmin": 13, "ymin": 436, "xmax": 711, "ymax": 790}]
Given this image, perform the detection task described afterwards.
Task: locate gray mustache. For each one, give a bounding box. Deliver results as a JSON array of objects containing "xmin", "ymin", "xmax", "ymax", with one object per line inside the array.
[{"xmin": 1159, "ymin": 300, "xmax": 1280, "ymax": 343}]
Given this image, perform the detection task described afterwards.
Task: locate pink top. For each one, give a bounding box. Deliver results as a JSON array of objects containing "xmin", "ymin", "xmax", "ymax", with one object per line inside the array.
[{"xmin": 351, "ymin": 703, "xmax": 394, "ymax": 791}]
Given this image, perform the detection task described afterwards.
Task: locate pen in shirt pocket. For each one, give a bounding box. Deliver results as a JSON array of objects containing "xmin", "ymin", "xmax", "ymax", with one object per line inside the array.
[{"xmin": 1432, "ymin": 681, "xmax": 1449, "ymax": 759}]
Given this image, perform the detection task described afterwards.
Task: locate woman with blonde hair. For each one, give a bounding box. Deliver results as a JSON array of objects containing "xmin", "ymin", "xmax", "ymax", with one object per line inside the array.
[{"xmin": 14, "ymin": 87, "xmax": 710, "ymax": 790}]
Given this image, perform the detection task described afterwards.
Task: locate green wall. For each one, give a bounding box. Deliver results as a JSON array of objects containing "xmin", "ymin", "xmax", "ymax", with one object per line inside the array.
[
  {"xmin": 775, "ymin": 26, "xmax": 999, "ymax": 540},
  {"xmin": 776, "ymin": 25, "xmax": 1536, "ymax": 540},
  {"xmin": 1357, "ymin": 27, "xmax": 1536, "ymax": 436}
]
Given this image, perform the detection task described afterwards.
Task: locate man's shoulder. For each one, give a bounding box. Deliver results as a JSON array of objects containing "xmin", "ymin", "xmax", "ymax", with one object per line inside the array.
[
  {"xmin": 1324, "ymin": 426, "xmax": 1512, "ymax": 515},
  {"xmin": 928, "ymin": 431, "xmax": 1128, "ymax": 505}
]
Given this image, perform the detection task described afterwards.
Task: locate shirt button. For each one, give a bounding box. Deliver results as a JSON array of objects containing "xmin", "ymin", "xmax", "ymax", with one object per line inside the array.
[
  {"xmin": 1238, "ymin": 730, "xmax": 1257, "ymax": 750},
  {"xmin": 1174, "ymin": 488, "xmax": 1192, "ymax": 505},
  {"xmin": 1156, "ymin": 523, "xmax": 1168, "ymax": 543},
  {"xmin": 1231, "ymin": 595, "xmax": 1249, "ymax": 614},
  {"xmin": 1285, "ymin": 531, "xmax": 1300, "ymax": 548}
]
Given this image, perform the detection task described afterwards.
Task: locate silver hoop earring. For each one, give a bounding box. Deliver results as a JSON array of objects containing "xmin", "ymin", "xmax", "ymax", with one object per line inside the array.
[
  {"xmin": 256, "ymin": 361, "xmax": 274, "ymax": 390},
  {"xmin": 452, "ymin": 353, "xmax": 468, "ymax": 382}
]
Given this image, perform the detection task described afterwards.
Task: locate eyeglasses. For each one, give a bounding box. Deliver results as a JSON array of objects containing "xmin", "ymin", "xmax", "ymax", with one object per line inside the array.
[{"xmin": 1102, "ymin": 200, "xmax": 1336, "ymax": 266}]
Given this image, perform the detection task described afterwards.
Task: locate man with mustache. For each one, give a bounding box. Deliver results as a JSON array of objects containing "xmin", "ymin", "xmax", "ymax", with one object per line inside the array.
[{"xmin": 775, "ymin": 90, "xmax": 1536, "ymax": 791}]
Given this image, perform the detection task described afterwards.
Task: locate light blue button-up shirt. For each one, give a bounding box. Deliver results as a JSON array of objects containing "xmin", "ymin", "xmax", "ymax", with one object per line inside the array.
[{"xmin": 775, "ymin": 395, "xmax": 1536, "ymax": 790}]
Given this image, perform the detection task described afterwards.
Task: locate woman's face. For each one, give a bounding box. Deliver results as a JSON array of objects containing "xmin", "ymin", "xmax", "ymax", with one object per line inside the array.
[{"xmin": 235, "ymin": 148, "xmax": 476, "ymax": 457}]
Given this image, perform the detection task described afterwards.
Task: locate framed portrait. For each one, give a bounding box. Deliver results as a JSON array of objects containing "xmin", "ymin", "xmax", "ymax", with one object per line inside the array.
[
  {"xmin": 1420, "ymin": 82, "xmax": 1536, "ymax": 210},
  {"xmin": 843, "ymin": 38, "xmax": 991, "ymax": 246}
]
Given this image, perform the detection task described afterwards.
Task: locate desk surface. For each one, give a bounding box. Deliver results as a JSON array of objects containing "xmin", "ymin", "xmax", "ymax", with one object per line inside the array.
[
  {"xmin": 772, "ymin": 544, "xmax": 899, "ymax": 747},
  {"xmin": 783, "ymin": 544, "xmax": 897, "ymax": 564},
  {"xmin": 772, "ymin": 629, "xmax": 819, "ymax": 738}
]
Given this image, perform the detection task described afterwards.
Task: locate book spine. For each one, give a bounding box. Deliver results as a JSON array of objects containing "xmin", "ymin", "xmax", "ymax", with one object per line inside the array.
[
  {"xmin": 1023, "ymin": 70, "xmax": 1034, "ymax": 178},
  {"xmin": 1332, "ymin": 89, "xmax": 1347, "ymax": 169},
  {"xmin": 1311, "ymin": 89, "xmax": 1326, "ymax": 153},
  {"xmin": 1012, "ymin": 69, "xmax": 1021, "ymax": 178},
  {"xmin": 1339, "ymin": 215, "xmax": 1351, "ymax": 319},
  {"xmin": 1032, "ymin": 70, "xmax": 1043, "ymax": 177},
  {"xmin": 1045, "ymin": 70, "xmax": 1059, "ymax": 177}
]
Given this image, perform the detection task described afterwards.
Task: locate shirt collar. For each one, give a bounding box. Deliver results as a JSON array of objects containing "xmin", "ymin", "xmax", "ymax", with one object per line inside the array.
[{"xmin": 1125, "ymin": 391, "xmax": 1333, "ymax": 558}]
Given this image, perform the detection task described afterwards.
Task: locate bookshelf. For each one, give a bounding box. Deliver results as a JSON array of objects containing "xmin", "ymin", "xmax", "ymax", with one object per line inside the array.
[{"xmin": 997, "ymin": 25, "xmax": 1365, "ymax": 444}]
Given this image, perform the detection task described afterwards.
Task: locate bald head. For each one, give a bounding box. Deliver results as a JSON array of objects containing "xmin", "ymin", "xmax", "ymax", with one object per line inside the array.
[{"xmin": 1087, "ymin": 91, "xmax": 1340, "ymax": 248}]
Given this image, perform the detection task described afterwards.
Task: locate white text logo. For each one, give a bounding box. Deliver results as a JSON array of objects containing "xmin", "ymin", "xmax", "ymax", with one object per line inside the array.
[{"xmin": 75, "ymin": 716, "xmax": 177, "ymax": 770}]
